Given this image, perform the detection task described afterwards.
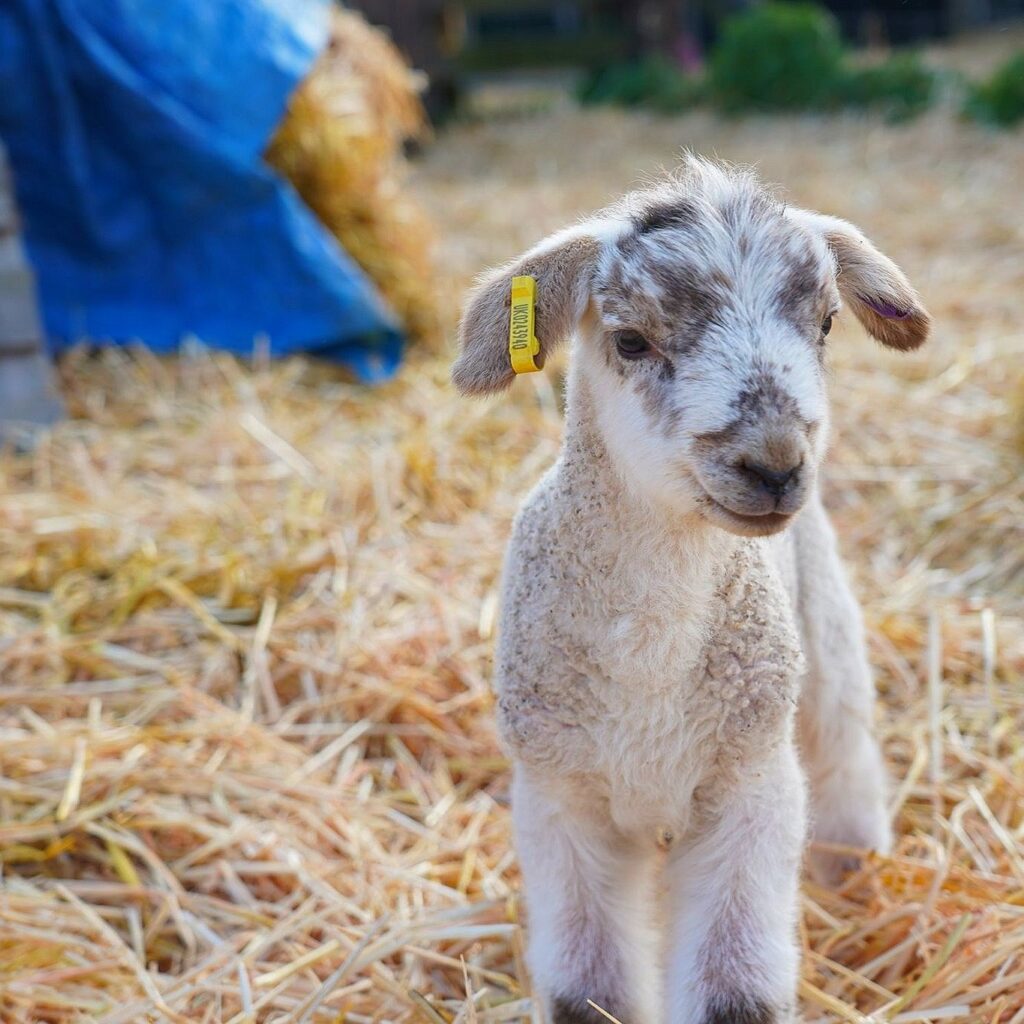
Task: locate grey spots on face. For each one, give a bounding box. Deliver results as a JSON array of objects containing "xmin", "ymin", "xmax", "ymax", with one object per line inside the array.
[
  {"xmin": 733, "ymin": 370, "xmax": 804, "ymax": 425},
  {"xmin": 691, "ymin": 369, "xmax": 810, "ymax": 462},
  {"xmin": 635, "ymin": 364, "xmax": 684, "ymax": 439},
  {"xmin": 614, "ymin": 196, "xmax": 734, "ymax": 353},
  {"xmin": 596, "ymin": 257, "xmax": 656, "ymax": 331},
  {"xmin": 598, "ymin": 319, "xmax": 683, "ymax": 435},
  {"xmin": 730, "ymin": 372, "xmax": 812, "ymax": 470},
  {"xmin": 597, "ymin": 246, "xmax": 722, "ymax": 440},
  {"xmin": 633, "ymin": 197, "xmax": 700, "ymax": 236},
  {"xmin": 775, "ymin": 250, "xmax": 817, "ymax": 321},
  {"xmin": 775, "ymin": 248, "xmax": 832, "ymax": 352},
  {"xmin": 709, "ymin": 268, "xmax": 734, "ymax": 291},
  {"xmin": 598, "ymin": 250, "xmax": 731, "ymax": 364},
  {"xmin": 596, "ymin": 315, "xmax": 683, "ymax": 431},
  {"xmin": 609, "ymin": 188, "xmax": 824, "ymax": 364},
  {"xmin": 596, "ymin": 169, "xmax": 833, "ymax": 446},
  {"xmin": 648, "ymin": 263, "xmax": 732, "ymax": 347}
]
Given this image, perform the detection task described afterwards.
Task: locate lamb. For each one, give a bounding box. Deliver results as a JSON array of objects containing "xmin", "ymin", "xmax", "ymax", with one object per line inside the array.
[{"xmin": 452, "ymin": 158, "xmax": 930, "ymax": 1024}]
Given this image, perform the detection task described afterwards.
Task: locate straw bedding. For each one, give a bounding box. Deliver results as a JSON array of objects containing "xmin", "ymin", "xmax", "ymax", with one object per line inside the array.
[{"xmin": 1, "ymin": 107, "xmax": 1023, "ymax": 1022}]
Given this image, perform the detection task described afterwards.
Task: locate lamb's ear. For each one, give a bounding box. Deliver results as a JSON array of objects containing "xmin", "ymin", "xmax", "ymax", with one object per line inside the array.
[
  {"xmin": 452, "ymin": 228, "xmax": 601, "ymax": 396},
  {"xmin": 792, "ymin": 210, "xmax": 931, "ymax": 351}
]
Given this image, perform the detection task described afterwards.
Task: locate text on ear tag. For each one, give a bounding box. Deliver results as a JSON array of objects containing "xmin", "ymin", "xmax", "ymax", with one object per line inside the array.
[{"xmin": 509, "ymin": 275, "xmax": 541, "ymax": 374}]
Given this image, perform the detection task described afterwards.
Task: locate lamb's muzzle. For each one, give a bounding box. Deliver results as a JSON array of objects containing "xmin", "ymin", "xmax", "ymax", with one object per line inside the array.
[
  {"xmin": 740, "ymin": 460, "xmax": 800, "ymax": 500},
  {"xmin": 691, "ymin": 378, "xmax": 820, "ymax": 535},
  {"xmin": 453, "ymin": 157, "xmax": 929, "ymax": 1024}
]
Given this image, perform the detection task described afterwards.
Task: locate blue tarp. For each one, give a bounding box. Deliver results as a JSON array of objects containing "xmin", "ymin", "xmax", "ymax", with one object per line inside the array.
[{"xmin": 0, "ymin": 0, "xmax": 403, "ymax": 382}]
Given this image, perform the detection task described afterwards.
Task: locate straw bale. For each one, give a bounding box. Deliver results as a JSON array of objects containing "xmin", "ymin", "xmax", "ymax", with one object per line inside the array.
[{"xmin": 267, "ymin": 8, "xmax": 438, "ymax": 347}]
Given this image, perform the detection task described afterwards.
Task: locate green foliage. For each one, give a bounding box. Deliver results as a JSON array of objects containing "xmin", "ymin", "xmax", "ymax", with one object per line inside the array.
[
  {"xmin": 575, "ymin": 3, "xmax": 952, "ymax": 123},
  {"xmin": 577, "ymin": 55, "xmax": 705, "ymax": 113},
  {"xmin": 708, "ymin": 3, "xmax": 844, "ymax": 112},
  {"xmin": 964, "ymin": 51, "xmax": 1024, "ymax": 127},
  {"xmin": 834, "ymin": 54, "xmax": 938, "ymax": 121},
  {"xmin": 458, "ymin": 31, "xmax": 623, "ymax": 73}
]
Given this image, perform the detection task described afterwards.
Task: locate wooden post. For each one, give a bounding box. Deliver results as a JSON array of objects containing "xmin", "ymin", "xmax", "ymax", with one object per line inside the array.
[{"xmin": 0, "ymin": 139, "xmax": 65, "ymax": 444}]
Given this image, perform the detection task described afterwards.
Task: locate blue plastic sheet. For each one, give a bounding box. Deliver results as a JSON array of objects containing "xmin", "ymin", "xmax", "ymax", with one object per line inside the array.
[{"xmin": 0, "ymin": 0, "xmax": 403, "ymax": 382}]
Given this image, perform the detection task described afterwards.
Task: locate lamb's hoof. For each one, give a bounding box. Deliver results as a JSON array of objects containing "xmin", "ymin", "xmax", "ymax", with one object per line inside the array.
[
  {"xmin": 808, "ymin": 847, "xmax": 866, "ymax": 887},
  {"xmin": 808, "ymin": 829, "xmax": 889, "ymax": 886},
  {"xmin": 809, "ymin": 809, "xmax": 892, "ymax": 886},
  {"xmin": 704, "ymin": 995, "xmax": 783, "ymax": 1024}
]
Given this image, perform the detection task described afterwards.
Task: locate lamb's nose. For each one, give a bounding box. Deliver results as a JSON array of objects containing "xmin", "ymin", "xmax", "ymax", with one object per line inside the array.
[{"xmin": 740, "ymin": 460, "xmax": 801, "ymax": 498}]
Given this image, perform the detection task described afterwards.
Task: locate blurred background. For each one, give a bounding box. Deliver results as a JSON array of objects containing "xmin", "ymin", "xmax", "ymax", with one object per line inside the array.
[
  {"xmin": 355, "ymin": 0, "xmax": 1024, "ymax": 118},
  {"xmin": 1, "ymin": 1, "xmax": 1023, "ymax": 1022}
]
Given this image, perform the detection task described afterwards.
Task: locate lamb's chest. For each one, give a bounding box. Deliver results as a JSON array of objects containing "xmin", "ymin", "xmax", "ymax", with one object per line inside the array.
[
  {"xmin": 593, "ymin": 613, "xmax": 801, "ymax": 833},
  {"xmin": 496, "ymin": 528, "xmax": 804, "ymax": 832}
]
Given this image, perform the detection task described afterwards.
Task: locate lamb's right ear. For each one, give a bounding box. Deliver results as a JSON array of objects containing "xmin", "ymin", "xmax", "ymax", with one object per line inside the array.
[
  {"xmin": 789, "ymin": 209, "xmax": 931, "ymax": 352},
  {"xmin": 452, "ymin": 229, "xmax": 601, "ymax": 396}
]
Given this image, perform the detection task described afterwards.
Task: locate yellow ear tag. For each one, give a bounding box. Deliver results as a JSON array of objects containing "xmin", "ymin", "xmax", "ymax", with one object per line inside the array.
[{"xmin": 509, "ymin": 275, "xmax": 541, "ymax": 374}]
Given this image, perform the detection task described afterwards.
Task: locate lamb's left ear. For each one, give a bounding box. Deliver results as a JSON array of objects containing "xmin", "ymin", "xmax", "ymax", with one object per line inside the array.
[
  {"xmin": 452, "ymin": 227, "xmax": 601, "ymax": 396},
  {"xmin": 791, "ymin": 210, "xmax": 931, "ymax": 351}
]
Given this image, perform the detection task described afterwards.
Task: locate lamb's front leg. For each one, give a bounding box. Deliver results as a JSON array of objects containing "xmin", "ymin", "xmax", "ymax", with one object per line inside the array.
[
  {"xmin": 666, "ymin": 744, "xmax": 806, "ymax": 1024},
  {"xmin": 513, "ymin": 767, "xmax": 660, "ymax": 1024}
]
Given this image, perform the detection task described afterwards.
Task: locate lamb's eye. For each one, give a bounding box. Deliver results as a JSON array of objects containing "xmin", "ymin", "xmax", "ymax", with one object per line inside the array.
[
  {"xmin": 615, "ymin": 330, "xmax": 651, "ymax": 360},
  {"xmin": 821, "ymin": 315, "xmax": 833, "ymax": 337}
]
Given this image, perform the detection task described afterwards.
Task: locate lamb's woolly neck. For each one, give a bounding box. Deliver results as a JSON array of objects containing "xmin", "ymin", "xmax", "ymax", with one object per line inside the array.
[{"xmin": 556, "ymin": 372, "xmax": 741, "ymax": 586}]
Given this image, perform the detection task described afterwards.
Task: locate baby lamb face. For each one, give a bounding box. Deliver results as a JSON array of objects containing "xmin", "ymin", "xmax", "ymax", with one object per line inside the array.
[
  {"xmin": 583, "ymin": 184, "xmax": 839, "ymax": 537},
  {"xmin": 454, "ymin": 160, "xmax": 929, "ymax": 536}
]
